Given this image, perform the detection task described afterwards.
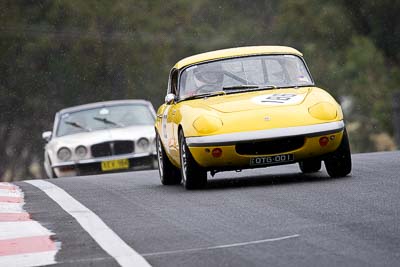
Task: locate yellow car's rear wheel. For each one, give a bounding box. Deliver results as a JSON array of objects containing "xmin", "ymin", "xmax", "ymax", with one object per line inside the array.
[
  {"xmin": 179, "ymin": 130, "xmax": 207, "ymax": 190},
  {"xmin": 156, "ymin": 133, "xmax": 181, "ymax": 185}
]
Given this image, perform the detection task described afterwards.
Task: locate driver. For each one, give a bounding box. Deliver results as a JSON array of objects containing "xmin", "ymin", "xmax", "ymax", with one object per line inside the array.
[{"xmin": 192, "ymin": 63, "xmax": 224, "ymax": 93}]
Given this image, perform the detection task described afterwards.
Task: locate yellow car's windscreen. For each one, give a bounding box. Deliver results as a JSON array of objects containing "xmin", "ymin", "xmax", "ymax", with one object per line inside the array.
[{"xmin": 179, "ymin": 55, "xmax": 313, "ymax": 99}]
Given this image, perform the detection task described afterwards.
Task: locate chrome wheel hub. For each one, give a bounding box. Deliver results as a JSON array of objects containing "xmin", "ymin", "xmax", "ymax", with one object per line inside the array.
[
  {"xmin": 157, "ymin": 137, "xmax": 163, "ymax": 177},
  {"xmin": 181, "ymin": 139, "xmax": 187, "ymax": 182}
]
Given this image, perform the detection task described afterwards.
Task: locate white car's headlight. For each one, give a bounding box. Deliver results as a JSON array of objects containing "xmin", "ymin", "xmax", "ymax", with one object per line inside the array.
[
  {"xmin": 137, "ymin": 138, "xmax": 150, "ymax": 150},
  {"xmin": 75, "ymin": 145, "xmax": 87, "ymax": 158},
  {"xmin": 57, "ymin": 147, "xmax": 72, "ymax": 161}
]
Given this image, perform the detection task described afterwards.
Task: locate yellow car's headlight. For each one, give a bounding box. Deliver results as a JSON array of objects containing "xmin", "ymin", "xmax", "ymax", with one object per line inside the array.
[
  {"xmin": 193, "ymin": 115, "xmax": 223, "ymax": 134},
  {"xmin": 308, "ymin": 102, "xmax": 337, "ymax": 120}
]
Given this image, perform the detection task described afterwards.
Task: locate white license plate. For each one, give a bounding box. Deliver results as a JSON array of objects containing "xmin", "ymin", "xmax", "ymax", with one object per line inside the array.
[{"xmin": 250, "ymin": 154, "xmax": 294, "ymax": 166}]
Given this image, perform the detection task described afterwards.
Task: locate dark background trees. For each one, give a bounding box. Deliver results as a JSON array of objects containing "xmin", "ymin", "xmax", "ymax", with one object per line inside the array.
[{"xmin": 1, "ymin": 0, "xmax": 399, "ymax": 181}]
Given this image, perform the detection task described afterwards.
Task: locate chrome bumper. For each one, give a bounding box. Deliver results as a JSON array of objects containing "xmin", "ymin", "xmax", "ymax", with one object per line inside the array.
[
  {"xmin": 52, "ymin": 152, "xmax": 156, "ymax": 168},
  {"xmin": 186, "ymin": 121, "xmax": 344, "ymax": 147}
]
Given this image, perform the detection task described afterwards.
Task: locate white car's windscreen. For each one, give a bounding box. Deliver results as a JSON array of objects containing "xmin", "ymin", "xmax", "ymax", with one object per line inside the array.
[
  {"xmin": 179, "ymin": 55, "xmax": 313, "ymax": 99},
  {"xmin": 56, "ymin": 104, "xmax": 154, "ymax": 137}
]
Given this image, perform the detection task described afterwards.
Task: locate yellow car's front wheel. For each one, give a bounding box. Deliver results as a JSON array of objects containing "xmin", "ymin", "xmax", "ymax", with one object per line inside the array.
[
  {"xmin": 179, "ymin": 130, "xmax": 207, "ymax": 189},
  {"xmin": 299, "ymin": 159, "xmax": 322, "ymax": 173},
  {"xmin": 324, "ymin": 128, "xmax": 352, "ymax": 177},
  {"xmin": 156, "ymin": 133, "xmax": 181, "ymax": 185}
]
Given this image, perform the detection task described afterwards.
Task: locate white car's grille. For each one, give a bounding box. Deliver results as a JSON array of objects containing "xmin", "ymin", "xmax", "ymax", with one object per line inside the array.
[{"xmin": 91, "ymin": 141, "xmax": 134, "ymax": 157}]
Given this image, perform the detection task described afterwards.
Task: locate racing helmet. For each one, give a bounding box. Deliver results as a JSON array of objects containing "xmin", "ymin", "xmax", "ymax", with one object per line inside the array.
[{"xmin": 193, "ymin": 63, "xmax": 224, "ymax": 85}]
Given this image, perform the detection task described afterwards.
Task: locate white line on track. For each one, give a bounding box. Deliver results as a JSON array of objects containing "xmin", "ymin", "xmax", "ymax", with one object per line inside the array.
[
  {"xmin": 142, "ymin": 234, "xmax": 300, "ymax": 257},
  {"xmin": 26, "ymin": 180, "xmax": 151, "ymax": 267},
  {"xmin": 0, "ymin": 250, "xmax": 57, "ymax": 267}
]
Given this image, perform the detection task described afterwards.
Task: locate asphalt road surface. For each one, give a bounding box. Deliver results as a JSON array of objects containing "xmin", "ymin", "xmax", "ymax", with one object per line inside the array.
[{"xmin": 16, "ymin": 151, "xmax": 400, "ymax": 266}]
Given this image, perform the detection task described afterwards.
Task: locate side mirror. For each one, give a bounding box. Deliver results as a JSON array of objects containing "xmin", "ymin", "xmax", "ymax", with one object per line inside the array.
[
  {"xmin": 42, "ymin": 131, "xmax": 52, "ymax": 142},
  {"xmin": 165, "ymin": 93, "xmax": 176, "ymax": 104}
]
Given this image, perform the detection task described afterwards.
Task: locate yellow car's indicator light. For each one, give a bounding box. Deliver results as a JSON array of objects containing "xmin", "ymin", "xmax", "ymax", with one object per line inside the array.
[
  {"xmin": 212, "ymin": 148, "xmax": 223, "ymax": 158},
  {"xmin": 319, "ymin": 136, "xmax": 329, "ymax": 147},
  {"xmin": 308, "ymin": 102, "xmax": 337, "ymax": 120}
]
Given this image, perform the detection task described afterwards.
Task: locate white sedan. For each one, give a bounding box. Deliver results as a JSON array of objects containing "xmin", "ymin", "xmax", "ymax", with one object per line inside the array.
[{"xmin": 42, "ymin": 100, "xmax": 157, "ymax": 178}]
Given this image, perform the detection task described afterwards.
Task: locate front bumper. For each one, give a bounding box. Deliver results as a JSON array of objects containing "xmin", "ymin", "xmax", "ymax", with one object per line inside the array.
[
  {"xmin": 52, "ymin": 152, "xmax": 157, "ymax": 177},
  {"xmin": 186, "ymin": 121, "xmax": 344, "ymax": 169},
  {"xmin": 186, "ymin": 121, "xmax": 344, "ymax": 147}
]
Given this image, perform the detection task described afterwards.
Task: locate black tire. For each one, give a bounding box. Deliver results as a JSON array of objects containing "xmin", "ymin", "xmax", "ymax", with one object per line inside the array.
[
  {"xmin": 179, "ymin": 130, "xmax": 207, "ymax": 190},
  {"xmin": 299, "ymin": 159, "xmax": 321, "ymax": 173},
  {"xmin": 45, "ymin": 155, "xmax": 57, "ymax": 178},
  {"xmin": 324, "ymin": 128, "xmax": 352, "ymax": 177},
  {"xmin": 51, "ymin": 169, "xmax": 58, "ymax": 178},
  {"xmin": 156, "ymin": 133, "xmax": 181, "ymax": 185}
]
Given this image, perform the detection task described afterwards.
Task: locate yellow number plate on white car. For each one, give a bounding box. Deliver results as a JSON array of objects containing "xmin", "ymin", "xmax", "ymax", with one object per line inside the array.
[{"xmin": 101, "ymin": 159, "xmax": 129, "ymax": 171}]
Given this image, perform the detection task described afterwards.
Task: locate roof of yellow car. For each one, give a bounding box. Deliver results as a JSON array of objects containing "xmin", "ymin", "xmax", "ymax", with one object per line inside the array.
[{"xmin": 174, "ymin": 46, "xmax": 303, "ymax": 69}]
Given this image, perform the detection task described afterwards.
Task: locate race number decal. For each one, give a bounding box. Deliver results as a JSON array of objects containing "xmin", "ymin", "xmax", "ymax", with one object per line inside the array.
[
  {"xmin": 162, "ymin": 106, "xmax": 170, "ymax": 139},
  {"xmin": 252, "ymin": 93, "xmax": 305, "ymax": 106}
]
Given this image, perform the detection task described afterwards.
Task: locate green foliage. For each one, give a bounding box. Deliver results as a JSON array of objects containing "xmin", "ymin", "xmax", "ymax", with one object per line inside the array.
[{"xmin": 1, "ymin": 0, "xmax": 399, "ymax": 180}]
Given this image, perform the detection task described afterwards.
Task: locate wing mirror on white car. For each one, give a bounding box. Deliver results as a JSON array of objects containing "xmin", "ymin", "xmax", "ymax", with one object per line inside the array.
[
  {"xmin": 165, "ymin": 93, "xmax": 176, "ymax": 104},
  {"xmin": 42, "ymin": 131, "xmax": 52, "ymax": 142}
]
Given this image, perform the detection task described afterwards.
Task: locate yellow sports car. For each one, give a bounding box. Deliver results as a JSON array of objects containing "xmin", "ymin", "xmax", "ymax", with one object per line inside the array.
[{"xmin": 155, "ymin": 46, "xmax": 351, "ymax": 189}]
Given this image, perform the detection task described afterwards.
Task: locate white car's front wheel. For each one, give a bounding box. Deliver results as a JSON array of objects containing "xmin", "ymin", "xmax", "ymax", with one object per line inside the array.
[{"xmin": 44, "ymin": 155, "xmax": 57, "ymax": 179}]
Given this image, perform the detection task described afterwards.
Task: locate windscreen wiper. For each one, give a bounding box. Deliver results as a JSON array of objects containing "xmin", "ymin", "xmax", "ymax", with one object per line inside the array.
[
  {"xmin": 93, "ymin": 117, "xmax": 124, "ymax": 127},
  {"xmin": 64, "ymin": 121, "xmax": 91, "ymax": 131},
  {"xmin": 283, "ymin": 84, "xmax": 315, "ymax": 88},
  {"xmin": 222, "ymin": 85, "xmax": 260, "ymax": 90},
  {"xmin": 182, "ymin": 90, "xmax": 226, "ymax": 101},
  {"xmin": 222, "ymin": 85, "xmax": 277, "ymax": 92}
]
